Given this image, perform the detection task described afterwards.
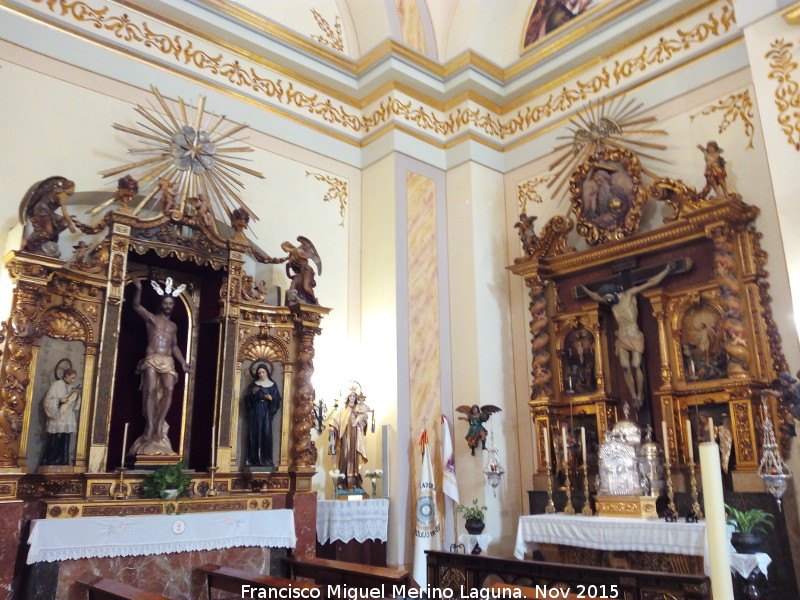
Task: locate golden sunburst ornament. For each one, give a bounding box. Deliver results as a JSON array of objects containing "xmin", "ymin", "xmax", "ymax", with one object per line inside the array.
[
  {"xmin": 548, "ymin": 96, "xmax": 667, "ymax": 198},
  {"xmin": 95, "ymin": 86, "xmax": 263, "ymax": 219}
]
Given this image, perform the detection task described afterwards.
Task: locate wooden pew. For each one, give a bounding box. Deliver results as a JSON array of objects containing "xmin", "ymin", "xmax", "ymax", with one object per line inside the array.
[
  {"xmin": 488, "ymin": 582, "xmax": 614, "ymax": 600},
  {"xmin": 196, "ymin": 563, "xmax": 322, "ymax": 599},
  {"xmin": 76, "ymin": 575, "xmax": 172, "ymax": 600},
  {"xmin": 284, "ymin": 556, "xmax": 410, "ymax": 592}
]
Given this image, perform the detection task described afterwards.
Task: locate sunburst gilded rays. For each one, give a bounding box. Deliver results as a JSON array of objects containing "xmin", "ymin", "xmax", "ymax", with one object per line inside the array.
[
  {"xmin": 548, "ymin": 96, "xmax": 668, "ymax": 200},
  {"xmin": 98, "ymin": 86, "xmax": 263, "ymax": 220}
]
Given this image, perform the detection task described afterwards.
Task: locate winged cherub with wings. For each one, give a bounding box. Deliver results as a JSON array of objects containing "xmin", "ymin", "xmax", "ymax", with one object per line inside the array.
[
  {"xmin": 456, "ymin": 404, "xmax": 502, "ymax": 455},
  {"xmin": 281, "ymin": 236, "xmax": 322, "ymax": 305}
]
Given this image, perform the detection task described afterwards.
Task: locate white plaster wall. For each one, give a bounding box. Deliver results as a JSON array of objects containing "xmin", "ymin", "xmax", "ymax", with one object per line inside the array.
[{"xmin": 446, "ymin": 161, "xmax": 521, "ymax": 556}]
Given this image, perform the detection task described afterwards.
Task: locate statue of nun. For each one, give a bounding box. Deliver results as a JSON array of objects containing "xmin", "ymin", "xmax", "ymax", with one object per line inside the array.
[{"xmin": 245, "ymin": 362, "xmax": 282, "ymax": 467}]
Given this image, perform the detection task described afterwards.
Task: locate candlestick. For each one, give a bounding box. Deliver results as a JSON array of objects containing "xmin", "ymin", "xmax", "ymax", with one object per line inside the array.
[
  {"xmin": 120, "ymin": 422, "xmax": 129, "ymax": 468},
  {"xmin": 580, "ymin": 427, "xmax": 587, "ymax": 465},
  {"xmin": 211, "ymin": 425, "xmax": 216, "ymax": 468},
  {"xmin": 544, "ymin": 462, "xmax": 556, "ymax": 514},
  {"xmin": 700, "ymin": 440, "xmax": 733, "ymax": 599},
  {"xmin": 581, "ymin": 462, "xmax": 593, "ymax": 515},
  {"xmin": 563, "ymin": 465, "xmax": 575, "ymax": 515},
  {"xmin": 688, "ymin": 457, "xmax": 703, "ymax": 520},
  {"xmin": 663, "ymin": 452, "xmax": 677, "ymax": 515},
  {"xmin": 685, "ymin": 419, "xmax": 694, "ymax": 462},
  {"xmin": 113, "ymin": 466, "xmax": 129, "ymax": 500},
  {"xmin": 206, "ymin": 465, "xmax": 218, "ymax": 497},
  {"xmin": 661, "ymin": 420, "xmax": 670, "ymax": 463}
]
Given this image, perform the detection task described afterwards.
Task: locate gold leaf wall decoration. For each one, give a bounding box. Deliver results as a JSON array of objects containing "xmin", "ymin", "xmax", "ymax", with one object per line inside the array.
[
  {"xmin": 765, "ymin": 39, "xmax": 800, "ymax": 151},
  {"xmin": 690, "ymin": 90, "xmax": 756, "ymax": 149},
  {"xmin": 306, "ymin": 171, "xmax": 349, "ymax": 227}
]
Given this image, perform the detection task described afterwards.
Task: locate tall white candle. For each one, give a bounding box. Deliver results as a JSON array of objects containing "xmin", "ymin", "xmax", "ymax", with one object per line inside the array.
[
  {"xmin": 562, "ymin": 426, "xmax": 569, "ymax": 467},
  {"xmin": 699, "ymin": 440, "xmax": 734, "ymax": 599},
  {"xmin": 211, "ymin": 425, "xmax": 216, "ymax": 467},
  {"xmin": 580, "ymin": 427, "xmax": 587, "ymax": 465},
  {"xmin": 120, "ymin": 422, "xmax": 129, "ymax": 468},
  {"xmin": 661, "ymin": 420, "xmax": 670, "ymax": 463},
  {"xmin": 543, "ymin": 425, "xmax": 550, "ymax": 467},
  {"xmin": 685, "ymin": 419, "xmax": 694, "ymax": 463}
]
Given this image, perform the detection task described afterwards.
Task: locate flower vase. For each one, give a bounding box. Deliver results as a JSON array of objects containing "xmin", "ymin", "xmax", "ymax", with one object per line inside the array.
[{"xmin": 371, "ymin": 481, "xmax": 377, "ymax": 498}]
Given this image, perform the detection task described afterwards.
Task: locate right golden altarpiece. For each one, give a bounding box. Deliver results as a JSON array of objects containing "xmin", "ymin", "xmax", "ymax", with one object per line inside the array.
[{"xmin": 510, "ymin": 148, "xmax": 792, "ymax": 482}]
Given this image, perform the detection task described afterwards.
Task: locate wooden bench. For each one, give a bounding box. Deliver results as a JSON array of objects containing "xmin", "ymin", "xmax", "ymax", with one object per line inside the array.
[
  {"xmin": 76, "ymin": 576, "xmax": 172, "ymax": 600},
  {"xmin": 284, "ymin": 556, "xmax": 410, "ymax": 592},
  {"xmin": 196, "ymin": 564, "xmax": 322, "ymax": 600}
]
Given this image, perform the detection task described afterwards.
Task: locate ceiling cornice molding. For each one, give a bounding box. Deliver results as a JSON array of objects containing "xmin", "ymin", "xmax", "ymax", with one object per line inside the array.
[{"xmin": 0, "ymin": 0, "xmax": 743, "ymax": 157}]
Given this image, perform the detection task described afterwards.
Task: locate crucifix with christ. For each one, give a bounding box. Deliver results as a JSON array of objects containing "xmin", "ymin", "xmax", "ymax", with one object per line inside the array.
[{"xmin": 576, "ymin": 257, "xmax": 692, "ymax": 408}]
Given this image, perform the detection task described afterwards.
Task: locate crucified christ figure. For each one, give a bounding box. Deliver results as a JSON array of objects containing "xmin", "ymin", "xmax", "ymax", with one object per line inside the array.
[
  {"xmin": 579, "ymin": 262, "xmax": 676, "ymax": 408},
  {"xmin": 129, "ymin": 278, "xmax": 192, "ymax": 456}
]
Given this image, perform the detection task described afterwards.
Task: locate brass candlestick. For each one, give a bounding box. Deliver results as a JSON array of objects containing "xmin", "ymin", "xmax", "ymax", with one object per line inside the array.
[
  {"xmin": 206, "ymin": 466, "xmax": 219, "ymax": 497},
  {"xmin": 688, "ymin": 460, "xmax": 703, "ymax": 519},
  {"xmin": 581, "ymin": 464, "xmax": 593, "ymax": 516},
  {"xmin": 544, "ymin": 463, "xmax": 556, "ymax": 514},
  {"xmin": 664, "ymin": 457, "xmax": 677, "ymax": 514},
  {"xmin": 563, "ymin": 465, "xmax": 575, "ymax": 515},
  {"xmin": 113, "ymin": 467, "xmax": 129, "ymax": 500}
]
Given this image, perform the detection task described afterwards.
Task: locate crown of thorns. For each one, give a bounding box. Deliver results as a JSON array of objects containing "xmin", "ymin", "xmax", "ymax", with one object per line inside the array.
[{"xmin": 150, "ymin": 277, "xmax": 186, "ymax": 298}]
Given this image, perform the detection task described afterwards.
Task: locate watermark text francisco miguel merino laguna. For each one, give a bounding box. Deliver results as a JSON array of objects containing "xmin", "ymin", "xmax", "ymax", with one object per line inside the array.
[{"xmin": 240, "ymin": 584, "xmax": 620, "ymax": 599}]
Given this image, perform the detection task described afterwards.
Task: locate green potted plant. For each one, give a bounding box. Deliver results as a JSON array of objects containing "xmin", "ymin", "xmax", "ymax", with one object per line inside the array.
[
  {"xmin": 141, "ymin": 461, "xmax": 193, "ymax": 499},
  {"xmin": 725, "ymin": 504, "xmax": 774, "ymax": 554},
  {"xmin": 456, "ymin": 499, "xmax": 488, "ymax": 534}
]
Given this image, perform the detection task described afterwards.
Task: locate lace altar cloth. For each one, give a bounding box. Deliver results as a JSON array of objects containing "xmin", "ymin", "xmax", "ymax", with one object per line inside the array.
[
  {"xmin": 514, "ymin": 514, "xmax": 710, "ymax": 573},
  {"xmin": 730, "ymin": 553, "xmax": 771, "ymax": 579},
  {"xmin": 316, "ymin": 499, "xmax": 389, "ymax": 543},
  {"xmin": 27, "ymin": 509, "xmax": 296, "ymax": 564}
]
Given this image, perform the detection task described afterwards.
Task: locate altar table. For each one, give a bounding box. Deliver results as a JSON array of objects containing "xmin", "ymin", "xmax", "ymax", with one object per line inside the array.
[
  {"xmin": 514, "ymin": 514, "xmax": 709, "ymax": 574},
  {"xmin": 316, "ymin": 499, "xmax": 389, "ymax": 566},
  {"xmin": 27, "ymin": 509, "xmax": 296, "ymax": 563}
]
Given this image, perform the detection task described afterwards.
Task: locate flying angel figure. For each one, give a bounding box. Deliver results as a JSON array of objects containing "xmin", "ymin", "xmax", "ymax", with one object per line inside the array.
[
  {"xmin": 281, "ymin": 236, "xmax": 322, "ymax": 305},
  {"xmin": 456, "ymin": 404, "xmax": 502, "ymax": 455}
]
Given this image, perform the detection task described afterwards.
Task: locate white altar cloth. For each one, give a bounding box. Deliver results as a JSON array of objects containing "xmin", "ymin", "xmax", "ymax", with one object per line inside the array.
[
  {"xmin": 316, "ymin": 499, "xmax": 389, "ymax": 543},
  {"xmin": 514, "ymin": 514, "xmax": 710, "ymax": 573},
  {"xmin": 27, "ymin": 509, "xmax": 296, "ymax": 564}
]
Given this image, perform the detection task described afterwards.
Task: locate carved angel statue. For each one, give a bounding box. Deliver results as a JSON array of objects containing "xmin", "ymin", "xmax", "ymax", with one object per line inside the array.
[
  {"xmin": 697, "ymin": 141, "xmax": 728, "ymax": 199},
  {"xmin": 281, "ymin": 236, "xmax": 322, "ymax": 305},
  {"xmin": 717, "ymin": 416, "xmax": 733, "ymax": 474},
  {"xmin": 19, "ymin": 176, "xmax": 77, "ymax": 257},
  {"xmin": 514, "ymin": 212, "xmax": 538, "ymax": 256},
  {"xmin": 456, "ymin": 404, "xmax": 502, "ymax": 455}
]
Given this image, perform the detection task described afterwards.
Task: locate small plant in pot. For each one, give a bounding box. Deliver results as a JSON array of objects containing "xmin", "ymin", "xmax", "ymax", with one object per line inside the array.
[
  {"xmin": 141, "ymin": 461, "xmax": 193, "ymax": 499},
  {"xmin": 456, "ymin": 499, "xmax": 488, "ymax": 535},
  {"xmin": 725, "ymin": 504, "xmax": 774, "ymax": 554}
]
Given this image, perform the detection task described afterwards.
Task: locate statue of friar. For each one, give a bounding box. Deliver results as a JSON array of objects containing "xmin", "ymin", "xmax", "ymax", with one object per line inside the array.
[{"xmin": 129, "ymin": 277, "xmax": 191, "ymax": 456}]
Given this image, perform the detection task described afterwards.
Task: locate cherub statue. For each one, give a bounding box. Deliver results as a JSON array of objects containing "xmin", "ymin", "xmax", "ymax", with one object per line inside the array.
[
  {"xmin": 281, "ymin": 237, "xmax": 322, "ymax": 305},
  {"xmin": 514, "ymin": 212, "xmax": 538, "ymax": 256},
  {"xmin": 159, "ymin": 178, "xmax": 179, "ymax": 213},
  {"xmin": 19, "ymin": 176, "xmax": 77, "ymax": 257},
  {"xmin": 697, "ymin": 141, "xmax": 728, "ymax": 199},
  {"xmin": 190, "ymin": 194, "xmax": 215, "ymax": 229},
  {"xmin": 230, "ymin": 207, "xmax": 251, "ymax": 238},
  {"xmin": 455, "ymin": 404, "xmax": 502, "ymax": 455}
]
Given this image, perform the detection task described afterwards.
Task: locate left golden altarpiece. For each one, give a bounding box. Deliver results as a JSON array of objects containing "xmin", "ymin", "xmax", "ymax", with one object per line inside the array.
[{"xmin": 0, "ymin": 177, "xmax": 328, "ymax": 519}]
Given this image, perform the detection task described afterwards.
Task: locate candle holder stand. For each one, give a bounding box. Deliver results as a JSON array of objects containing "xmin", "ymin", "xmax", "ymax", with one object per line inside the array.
[
  {"xmin": 581, "ymin": 464, "xmax": 593, "ymax": 516},
  {"xmin": 206, "ymin": 466, "xmax": 219, "ymax": 497},
  {"xmin": 688, "ymin": 460, "xmax": 703, "ymax": 519},
  {"xmin": 544, "ymin": 463, "xmax": 556, "ymax": 514},
  {"xmin": 113, "ymin": 467, "xmax": 129, "ymax": 500},
  {"xmin": 563, "ymin": 466, "xmax": 575, "ymax": 515},
  {"xmin": 664, "ymin": 458, "xmax": 677, "ymax": 515}
]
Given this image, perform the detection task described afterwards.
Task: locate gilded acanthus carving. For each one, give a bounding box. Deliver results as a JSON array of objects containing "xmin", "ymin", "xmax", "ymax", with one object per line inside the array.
[
  {"xmin": 707, "ymin": 225, "xmax": 749, "ymax": 376},
  {"xmin": 648, "ymin": 177, "xmax": 709, "ymax": 220},
  {"xmin": 241, "ymin": 274, "xmax": 269, "ymax": 302},
  {"xmin": 515, "ymin": 214, "xmax": 575, "ymax": 261}
]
